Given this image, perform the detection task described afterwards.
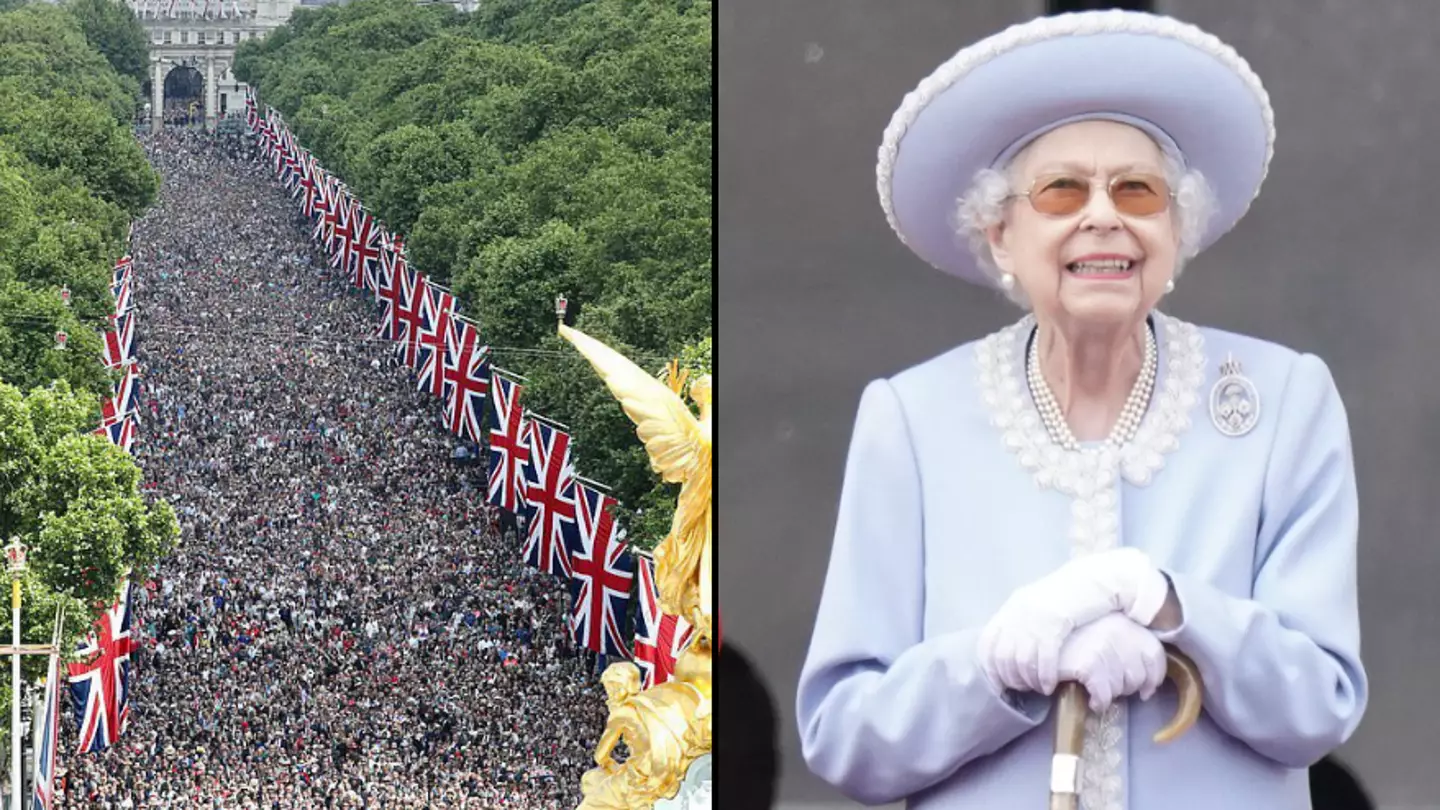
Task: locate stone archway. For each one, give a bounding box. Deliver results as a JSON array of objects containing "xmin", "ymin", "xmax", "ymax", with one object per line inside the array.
[
  {"xmin": 164, "ymin": 64, "xmax": 205, "ymax": 127},
  {"xmin": 151, "ymin": 58, "xmax": 227, "ymax": 133}
]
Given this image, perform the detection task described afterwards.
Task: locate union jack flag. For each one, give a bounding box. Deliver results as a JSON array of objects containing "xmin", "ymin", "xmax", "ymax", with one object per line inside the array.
[
  {"xmin": 312, "ymin": 174, "xmax": 339, "ymax": 244},
  {"xmin": 414, "ymin": 286, "xmax": 458, "ymax": 396},
  {"xmin": 32, "ymin": 644, "xmax": 61, "ymax": 810},
  {"xmin": 112, "ymin": 256, "xmax": 132, "ymax": 288},
  {"xmin": 244, "ymin": 89, "xmax": 258, "ymax": 133},
  {"xmin": 441, "ymin": 320, "xmax": 490, "ymax": 443},
  {"xmin": 348, "ymin": 207, "xmax": 385, "ymax": 293},
  {"xmin": 632, "ymin": 556, "xmax": 693, "ymax": 689},
  {"xmin": 520, "ymin": 418, "xmax": 578, "ymax": 577},
  {"xmin": 278, "ymin": 132, "xmax": 302, "ymax": 193},
  {"xmin": 259, "ymin": 117, "xmax": 277, "ymax": 158},
  {"xmin": 273, "ymin": 126, "xmax": 291, "ymax": 182},
  {"xmin": 300, "ymin": 158, "xmax": 326, "ymax": 220},
  {"xmin": 111, "ymin": 273, "xmax": 133, "ymax": 316},
  {"xmin": 325, "ymin": 195, "xmax": 356, "ymax": 273},
  {"xmin": 93, "ymin": 410, "xmax": 138, "ymax": 454},
  {"xmin": 102, "ymin": 311, "xmax": 136, "ymax": 370},
  {"xmin": 300, "ymin": 149, "xmax": 318, "ymax": 197},
  {"xmin": 288, "ymin": 146, "xmax": 312, "ymax": 201},
  {"xmin": 566, "ymin": 483, "xmax": 634, "ymax": 656},
  {"xmin": 293, "ymin": 150, "xmax": 313, "ymax": 208},
  {"xmin": 264, "ymin": 110, "xmax": 285, "ymax": 170},
  {"xmin": 101, "ymin": 365, "xmax": 141, "ymax": 428},
  {"xmin": 258, "ymin": 111, "xmax": 280, "ymax": 166},
  {"xmin": 413, "ymin": 318, "xmax": 449, "ymax": 397},
  {"xmin": 486, "ymin": 374, "xmax": 530, "ymax": 514},
  {"xmin": 372, "ymin": 233, "xmax": 405, "ymax": 308},
  {"xmin": 394, "ymin": 273, "xmax": 437, "ymax": 368},
  {"xmin": 67, "ymin": 580, "xmax": 138, "ymax": 754},
  {"xmin": 377, "ymin": 265, "xmax": 426, "ymax": 360}
]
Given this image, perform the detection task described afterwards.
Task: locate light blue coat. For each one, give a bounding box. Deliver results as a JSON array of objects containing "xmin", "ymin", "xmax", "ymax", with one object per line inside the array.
[{"xmin": 796, "ymin": 313, "xmax": 1368, "ymax": 810}]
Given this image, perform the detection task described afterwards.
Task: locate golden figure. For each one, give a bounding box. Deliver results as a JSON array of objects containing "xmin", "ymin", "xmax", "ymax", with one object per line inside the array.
[
  {"xmin": 555, "ymin": 322, "xmax": 712, "ymax": 631},
  {"xmin": 557, "ymin": 314, "xmax": 713, "ymax": 809},
  {"xmin": 578, "ymin": 658, "xmax": 710, "ymax": 809}
]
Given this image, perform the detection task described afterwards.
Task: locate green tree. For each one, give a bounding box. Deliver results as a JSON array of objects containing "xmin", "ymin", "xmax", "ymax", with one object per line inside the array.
[
  {"xmin": 65, "ymin": 0, "xmax": 149, "ymax": 86},
  {"xmin": 0, "ymin": 280, "xmax": 113, "ymax": 400},
  {"xmin": 0, "ymin": 380, "xmax": 179, "ymax": 750},
  {"xmin": 0, "ymin": 2, "xmax": 154, "ymax": 400},
  {"xmin": 352, "ymin": 123, "xmax": 480, "ymax": 237},
  {"xmin": 0, "ymin": 92, "xmax": 158, "ymax": 216},
  {"xmin": 0, "ymin": 4, "xmax": 143, "ymax": 122},
  {"xmin": 0, "ymin": 146, "xmax": 37, "ymax": 267},
  {"xmin": 0, "ymin": 6, "xmax": 175, "ymax": 758}
]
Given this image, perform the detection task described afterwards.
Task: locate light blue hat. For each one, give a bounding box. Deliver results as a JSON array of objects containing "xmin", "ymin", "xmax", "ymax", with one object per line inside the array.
[{"xmin": 877, "ymin": 10, "xmax": 1274, "ymax": 286}]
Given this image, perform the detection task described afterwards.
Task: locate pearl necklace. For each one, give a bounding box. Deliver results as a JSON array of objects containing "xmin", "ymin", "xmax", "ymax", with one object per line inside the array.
[{"xmin": 1025, "ymin": 324, "xmax": 1158, "ymax": 452}]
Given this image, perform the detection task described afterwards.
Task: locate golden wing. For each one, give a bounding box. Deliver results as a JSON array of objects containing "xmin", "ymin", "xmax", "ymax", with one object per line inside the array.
[
  {"xmin": 558, "ymin": 323, "xmax": 706, "ymax": 483},
  {"xmin": 665, "ymin": 359, "xmax": 689, "ymax": 398}
]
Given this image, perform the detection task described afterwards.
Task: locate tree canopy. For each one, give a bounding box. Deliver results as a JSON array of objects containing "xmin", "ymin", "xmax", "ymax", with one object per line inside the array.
[
  {"xmin": 65, "ymin": 0, "xmax": 150, "ymax": 88},
  {"xmin": 0, "ymin": 0, "xmax": 173, "ymax": 737},
  {"xmin": 236, "ymin": 0, "xmax": 711, "ymax": 547},
  {"xmin": 0, "ymin": 380, "xmax": 178, "ymax": 745},
  {"xmin": 0, "ymin": 2, "xmax": 156, "ymax": 402}
]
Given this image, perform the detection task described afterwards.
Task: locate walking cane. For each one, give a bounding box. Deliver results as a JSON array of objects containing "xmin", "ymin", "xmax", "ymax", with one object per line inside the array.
[{"xmin": 1048, "ymin": 645, "xmax": 1202, "ymax": 810}]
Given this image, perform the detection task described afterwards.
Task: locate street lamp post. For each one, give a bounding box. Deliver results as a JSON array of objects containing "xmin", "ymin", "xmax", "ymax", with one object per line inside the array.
[{"xmin": 5, "ymin": 538, "xmax": 26, "ymax": 810}]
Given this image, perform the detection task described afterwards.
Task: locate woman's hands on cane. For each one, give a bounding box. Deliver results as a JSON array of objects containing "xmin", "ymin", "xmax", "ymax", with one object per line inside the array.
[{"xmin": 1048, "ymin": 646, "xmax": 1203, "ymax": 810}]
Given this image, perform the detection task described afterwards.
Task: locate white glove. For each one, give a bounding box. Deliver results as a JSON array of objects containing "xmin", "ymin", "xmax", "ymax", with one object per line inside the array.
[
  {"xmin": 978, "ymin": 548, "xmax": 1169, "ymax": 695},
  {"xmin": 1058, "ymin": 613, "xmax": 1166, "ymax": 712}
]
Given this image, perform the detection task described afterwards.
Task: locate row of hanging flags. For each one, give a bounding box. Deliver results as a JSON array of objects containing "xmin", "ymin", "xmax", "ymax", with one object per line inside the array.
[
  {"xmin": 243, "ymin": 89, "xmax": 696, "ymax": 689},
  {"xmin": 244, "ymin": 89, "xmax": 695, "ymax": 686},
  {"xmin": 23, "ymin": 251, "xmax": 144, "ymax": 806},
  {"xmin": 124, "ymin": 0, "xmax": 244, "ymax": 20},
  {"xmin": 34, "ymin": 586, "xmax": 129, "ymax": 810},
  {"xmin": 81, "ymin": 252, "xmax": 142, "ymax": 766},
  {"xmin": 96, "ymin": 253, "xmax": 141, "ymax": 453}
]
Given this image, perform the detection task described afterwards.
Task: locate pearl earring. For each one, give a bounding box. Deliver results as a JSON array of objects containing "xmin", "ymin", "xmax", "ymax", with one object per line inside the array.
[
  {"xmin": 1000, "ymin": 273, "xmax": 1015, "ymax": 291},
  {"xmin": 1164, "ymin": 279, "xmax": 1175, "ymax": 293}
]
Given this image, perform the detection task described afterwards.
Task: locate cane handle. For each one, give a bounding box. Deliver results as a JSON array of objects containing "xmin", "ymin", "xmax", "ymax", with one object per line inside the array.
[{"xmin": 1047, "ymin": 646, "xmax": 1203, "ymax": 809}]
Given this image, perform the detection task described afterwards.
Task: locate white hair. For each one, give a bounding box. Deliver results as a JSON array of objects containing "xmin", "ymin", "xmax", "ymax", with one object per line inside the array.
[{"xmin": 954, "ymin": 146, "xmax": 1219, "ymax": 308}]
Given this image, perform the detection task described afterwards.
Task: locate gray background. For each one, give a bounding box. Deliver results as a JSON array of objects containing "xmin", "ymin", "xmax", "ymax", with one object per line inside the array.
[{"xmin": 719, "ymin": 1, "xmax": 1440, "ymax": 808}]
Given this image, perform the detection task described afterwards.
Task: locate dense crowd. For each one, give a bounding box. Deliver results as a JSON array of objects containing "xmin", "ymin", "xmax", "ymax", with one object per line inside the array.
[{"xmin": 55, "ymin": 128, "xmax": 608, "ymax": 809}]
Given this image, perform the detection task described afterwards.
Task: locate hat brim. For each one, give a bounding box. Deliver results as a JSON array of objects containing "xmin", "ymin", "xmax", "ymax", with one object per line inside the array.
[{"xmin": 878, "ymin": 12, "xmax": 1273, "ymax": 286}]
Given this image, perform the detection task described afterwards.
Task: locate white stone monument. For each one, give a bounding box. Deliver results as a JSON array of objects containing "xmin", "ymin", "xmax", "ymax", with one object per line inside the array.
[{"xmin": 127, "ymin": 0, "xmax": 299, "ymax": 132}]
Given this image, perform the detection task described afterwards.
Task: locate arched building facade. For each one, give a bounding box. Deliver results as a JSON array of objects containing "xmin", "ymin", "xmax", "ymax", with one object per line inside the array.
[{"xmin": 129, "ymin": 0, "xmax": 298, "ymax": 132}]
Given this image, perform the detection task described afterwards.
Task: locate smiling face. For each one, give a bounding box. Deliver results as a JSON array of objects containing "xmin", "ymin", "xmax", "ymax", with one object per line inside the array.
[{"xmin": 987, "ymin": 120, "xmax": 1180, "ymax": 331}]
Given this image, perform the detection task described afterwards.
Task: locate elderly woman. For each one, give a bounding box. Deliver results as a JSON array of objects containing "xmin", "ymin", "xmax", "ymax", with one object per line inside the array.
[{"xmin": 795, "ymin": 10, "xmax": 1367, "ymax": 810}]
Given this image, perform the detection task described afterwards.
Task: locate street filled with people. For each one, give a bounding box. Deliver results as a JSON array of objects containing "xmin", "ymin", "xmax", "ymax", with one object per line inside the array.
[{"xmin": 55, "ymin": 128, "xmax": 608, "ymax": 809}]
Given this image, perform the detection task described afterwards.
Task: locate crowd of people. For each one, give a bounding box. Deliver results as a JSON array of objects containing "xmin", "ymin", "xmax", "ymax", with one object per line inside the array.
[{"xmin": 55, "ymin": 128, "xmax": 610, "ymax": 808}]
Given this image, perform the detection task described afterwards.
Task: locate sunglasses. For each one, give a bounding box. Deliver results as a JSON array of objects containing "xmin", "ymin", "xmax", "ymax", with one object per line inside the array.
[{"xmin": 1012, "ymin": 172, "xmax": 1173, "ymax": 218}]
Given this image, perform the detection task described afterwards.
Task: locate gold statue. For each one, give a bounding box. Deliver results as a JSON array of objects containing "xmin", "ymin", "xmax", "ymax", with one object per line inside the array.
[
  {"xmin": 578, "ymin": 660, "xmax": 711, "ymax": 809},
  {"xmin": 556, "ymin": 322, "xmax": 712, "ymax": 632},
  {"xmin": 557, "ymin": 312, "xmax": 713, "ymax": 810}
]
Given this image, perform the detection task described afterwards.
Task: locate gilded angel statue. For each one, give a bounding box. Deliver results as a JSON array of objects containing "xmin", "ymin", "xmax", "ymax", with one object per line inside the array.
[
  {"xmin": 557, "ymin": 306, "xmax": 714, "ymax": 809},
  {"xmin": 556, "ymin": 321, "xmax": 712, "ymax": 633}
]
